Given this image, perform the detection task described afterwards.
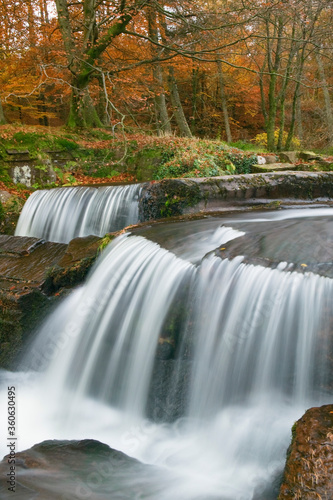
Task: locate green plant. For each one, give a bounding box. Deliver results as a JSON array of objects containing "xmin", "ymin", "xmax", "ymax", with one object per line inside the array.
[
  {"xmin": 34, "ymin": 164, "xmax": 48, "ymax": 173},
  {"xmin": 64, "ymin": 160, "xmax": 78, "ymax": 171},
  {"xmin": 226, "ymin": 153, "xmax": 257, "ymax": 174},
  {"xmin": 154, "ymin": 140, "xmax": 236, "ymax": 180},
  {"xmin": 63, "ymin": 174, "xmax": 76, "ymax": 186},
  {"xmin": 98, "ymin": 235, "xmax": 114, "ymax": 252},
  {"xmin": 229, "ymin": 140, "xmax": 263, "ymax": 152},
  {"xmin": 0, "ymin": 200, "xmax": 4, "ymax": 222},
  {"xmin": 54, "ymin": 167, "xmax": 64, "ymax": 182},
  {"xmin": 108, "ymin": 169, "xmax": 120, "ymax": 178},
  {"xmin": 56, "ymin": 138, "xmax": 79, "ymax": 150},
  {"xmin": 160, "ymin": 194, "xmax": 181, "ymax": 217}
]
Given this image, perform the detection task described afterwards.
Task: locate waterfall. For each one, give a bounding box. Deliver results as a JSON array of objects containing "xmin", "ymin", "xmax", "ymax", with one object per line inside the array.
[
  {"xmin": 28, "ymin": 234, "xmax": 332, "ymax": 420},
  {"xmin": 3, "ymin": 213, "xmax": 333, "ymax": 499},
  {"xmin": 15, "ymin": 184, "xmax": 141, "ymax": 243}
]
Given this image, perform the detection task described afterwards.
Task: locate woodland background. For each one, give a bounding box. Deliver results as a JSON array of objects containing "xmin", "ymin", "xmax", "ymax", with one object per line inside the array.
[{"xmin": 0, "ymin": 0, "xmax": 333, "ymax": 152}]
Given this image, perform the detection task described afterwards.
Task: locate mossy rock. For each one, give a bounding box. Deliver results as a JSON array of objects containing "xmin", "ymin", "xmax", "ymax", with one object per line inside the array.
[
  {"xmin": 139, "ymin": 179, "xmax": 202, "ymax": 221},
  {"xmin": 127, "ymin": 147, "xmax": 164, "ymax": 181}
]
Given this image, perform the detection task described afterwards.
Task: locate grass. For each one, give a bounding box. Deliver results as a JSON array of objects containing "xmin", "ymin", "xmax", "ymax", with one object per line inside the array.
[{"xmin": 229, "ymin": 140, "xmax": 265, "ymax": 153}]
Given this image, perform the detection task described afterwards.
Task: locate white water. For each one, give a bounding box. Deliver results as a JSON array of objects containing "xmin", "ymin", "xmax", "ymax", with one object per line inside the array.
[
  {"xmin": 2, "ymin": 216, "xmax": 333, "ymax": 499},
  {"xmin": 15, "ymin": 184, "xmax": 141, "ymax": 243}
]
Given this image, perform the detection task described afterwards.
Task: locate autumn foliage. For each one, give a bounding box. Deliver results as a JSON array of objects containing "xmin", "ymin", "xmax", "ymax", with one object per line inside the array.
[{"xmin": 0, "ymin": 0, "xmax": 332, "ymax": 150}]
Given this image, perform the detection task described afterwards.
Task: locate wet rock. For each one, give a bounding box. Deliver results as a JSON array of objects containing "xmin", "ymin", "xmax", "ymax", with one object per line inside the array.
[
  {"xmin": 0, "ymin": 439, "xmax": 143, "ymax": 500},
  {"xmin": 279, "ymin": 405, "xmax": 333, "ymax": 499},
  {"xmin": 218, "ymin": 218, "xmax": 333, "ymax": 278},
  {"xmin": 147, "ymin": 359, "xmax": 192, "ymax": 422},
  {"xmin": 0, "ymin": 234, "xmax": 104, "ymax": 368},
  {"xmin": 42, "ymin": 235, "xmax": 102, "ymax": 293}
]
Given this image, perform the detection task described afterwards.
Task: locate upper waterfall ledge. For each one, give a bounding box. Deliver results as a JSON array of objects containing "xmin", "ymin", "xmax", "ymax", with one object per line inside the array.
[{"xmin": 138, "ymin": 171, "xmax": 333, "ymax": 221}]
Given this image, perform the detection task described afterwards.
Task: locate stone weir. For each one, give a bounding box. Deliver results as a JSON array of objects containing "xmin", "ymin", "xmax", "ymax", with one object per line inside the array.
[
  {"xmin": 0, "ymin": 234, "xmax": 106, "ymax": 368},
  {"xmin": 138, "ymin": 171, "xmax": 333, "ymax": 221}
]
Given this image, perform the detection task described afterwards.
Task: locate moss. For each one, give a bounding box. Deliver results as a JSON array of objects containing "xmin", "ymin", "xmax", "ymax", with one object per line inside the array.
[{"xmin": 127, "ymin": 147, "xmax": 164, "ymax": 182}]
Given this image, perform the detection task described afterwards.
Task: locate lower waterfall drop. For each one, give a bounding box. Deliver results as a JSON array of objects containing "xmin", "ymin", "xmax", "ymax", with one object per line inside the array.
[{"xmin": 1, "ymin": 214, "xmax": 333, "ymax": 500}]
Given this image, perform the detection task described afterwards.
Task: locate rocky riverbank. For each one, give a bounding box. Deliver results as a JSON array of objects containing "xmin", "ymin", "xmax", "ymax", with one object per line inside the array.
[{"xmin": 0, "ymin": 234, "xmax": 104, "ymax": 368}]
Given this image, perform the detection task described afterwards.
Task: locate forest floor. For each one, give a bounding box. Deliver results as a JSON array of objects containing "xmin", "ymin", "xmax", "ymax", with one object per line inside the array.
[{"xmin": 1, "ymin": 123, "xmax": 332, "ymax": 203}]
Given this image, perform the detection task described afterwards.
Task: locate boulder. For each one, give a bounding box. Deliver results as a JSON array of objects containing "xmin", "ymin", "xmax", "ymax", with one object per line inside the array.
[
  {"xmin": 0, "ymin": 439, "xmax": 143, "ymax": 500},
  {"xmin": 279, "ymin": 152, "xmax": 298, "ymax": 164},
  {"xmin": 257, "ymin": 155, "xmax": 266, "ymax": 164},
  {"xmin": 279, "ymin": 405, "xmax": 333, "ymax": 499},
  {"xmin": 265, "ymin": 154, "xmax": 279, "ymax": 164},
  {"xmin": 298, "ymin": 151, "xmax": 323, "ymax": 162}
]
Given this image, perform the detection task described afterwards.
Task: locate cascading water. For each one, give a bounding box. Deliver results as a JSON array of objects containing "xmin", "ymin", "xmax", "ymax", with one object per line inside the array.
[
  {"xmin": 1, "ymin": 209, "xmax": 333, "ymax": 499},
  {"xmin": 15, "ymin": 184, "xmax": 141, "ymax": 243}
]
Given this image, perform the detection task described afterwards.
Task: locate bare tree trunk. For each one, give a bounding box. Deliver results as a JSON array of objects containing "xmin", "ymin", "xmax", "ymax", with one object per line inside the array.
[
  {"xmin": 0, "ymin": 99, "xmax": 6, "ymax": 124},
  {"xmin": 191, "ymin": 67, "xmax": 199, "ymax": 134},
  {"xmin": 316, "ymin": 50, "xmax": 333, "ymax": 146},
  {"xmin": 168, "ymin": 67, "xmax": 192, "ymax": 137},
  {"xmin": 217, "ymin": 60, "xmax": 232, "ymax": 143},
  {"xmin": 146, "ymin": 6, "xmax": 171, "ymax": 135},
  {"xmin": 153, "ymin": 65, "xmax": 171, "ymax": 135},
  {"xmin": 296, "ymin": 94, "xmax": 303, "ymax": 144},
  {"xmin": 266, "ymin": 16, "xmax": 284, "ymax": 151}
]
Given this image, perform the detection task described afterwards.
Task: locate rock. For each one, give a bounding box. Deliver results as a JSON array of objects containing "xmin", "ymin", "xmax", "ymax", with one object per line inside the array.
[
  {"xmin": 139, "ymin": 172, "xmax": 333, "ymax": 221},
  {"xmin": 298, "ymin": 151, "xmax": 323, "ymax": 162},
  {"xmin": 0, "ymin": 234, "xmax": 104, "ymax": 368},
  {"xmin": 265, "ymin": 155, "xmax": 279, "ymax": 164},
  {"xmin": 218, "ymin": 217, "xmax": 333, "ymax": 278},
  {"xmin": 0, "ymin": 190, "xmax": 13, "ymax": 204},
  {"xmin": 257, "ymin": 155, "xmax": 266, "ymax": 164},
  {"xmin": 9, "ymin": 161, "xmax": 56, "ymax": 187},
  {"xmin": 279, "ymin": 405, "xmax": 333, "ymax": 499},
  {"xmin": 139, "ymin": 178, "xmax": 201, "ymax": 221},
  {"xmin": 279, "ymin": 152, "xmax": 298, "ymax": 164},
  {"xmin": 252, "ymin": 163, "xmax": 297, "ymax": 173},
  {"xmin": 0, "ymin": 195, "xmax": 26, "ymax": 236},
  {"xmin": 0, "ymin": 439, "xmax": 144, "ymax": 500}
]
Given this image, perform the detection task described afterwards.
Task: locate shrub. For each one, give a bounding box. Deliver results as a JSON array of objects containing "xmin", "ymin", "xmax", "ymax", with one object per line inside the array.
[
  {"xmin": 226, "ymin": 153, "xmax": 258, "ymax": 174},
  {"xmin": 154, "ymin": 141, "xmax": 236, "ymax": 179},
  {"xmin": 254, "ymin": 130, "xmax": 301, "ymax": 150}
]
